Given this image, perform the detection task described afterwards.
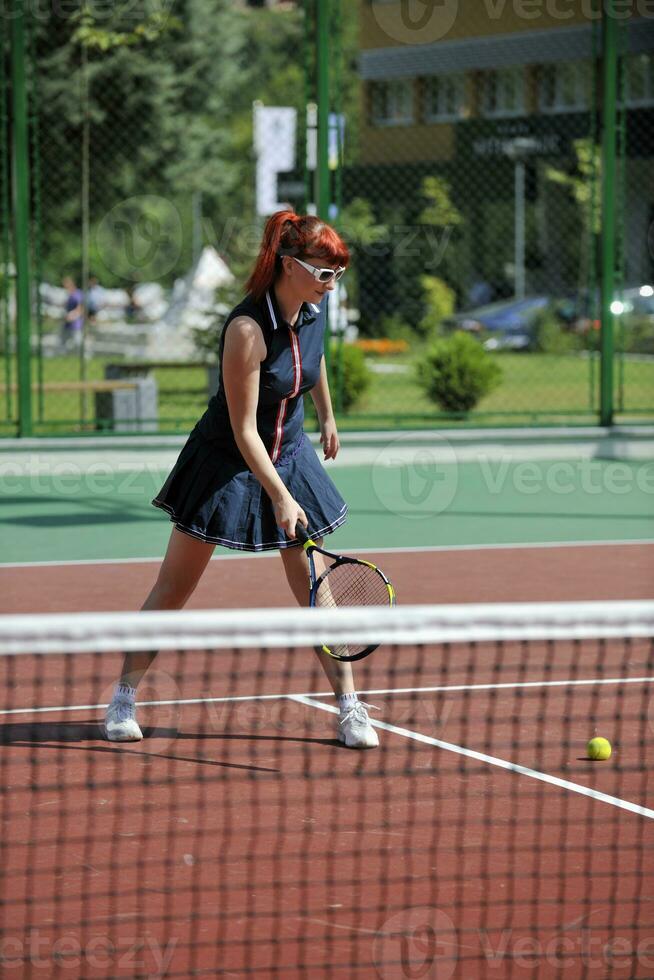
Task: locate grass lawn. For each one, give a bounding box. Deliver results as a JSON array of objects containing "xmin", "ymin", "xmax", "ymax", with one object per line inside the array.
[
  {"xmin": 341, "ymin": 351, "xmax": 654, "ymax": 426},
  {"xmin": 2, "ymin": 350, "xmax": 653, "ymax": 436},
  {"xmin": 1, "ymin": 356, "xmax": 210, "ymax": 434}
]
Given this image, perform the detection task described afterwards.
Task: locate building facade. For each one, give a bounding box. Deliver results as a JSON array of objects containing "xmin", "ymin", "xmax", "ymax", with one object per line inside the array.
[{"xmin": 352, "ymin": 2, "xmax": 654, "ymax": 313}]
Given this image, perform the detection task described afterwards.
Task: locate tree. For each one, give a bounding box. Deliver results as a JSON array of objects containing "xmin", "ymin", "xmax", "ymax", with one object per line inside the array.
[
  {"xmin": 545, "ymin": 139, "xmax": 601, "ymax": 297},
  {"xmin": 30, "ymin": 0, "xmax": 308, "ymax": 285}
]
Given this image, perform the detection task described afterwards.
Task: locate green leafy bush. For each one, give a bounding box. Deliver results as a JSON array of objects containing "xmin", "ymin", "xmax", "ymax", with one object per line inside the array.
[
  {"xmin": 331, "ymin": 342, "xmax": 372, "ymax": 412},
  {"xmin": 532, "ymin": 312, "xmax": 583, "ymax": 354},
  {"xmin": 377, "ymin": 313, "xmax": 415, "ymax": 344},
  {"xmin": 419, "ymin": 275, "xmax": 457, "ymax": 336},
  {"xmin": 416, "ymin": 331, "xmax": 502, "ymax": 414},
  {"xmin": 621, "ymin": 316, "xmax": 654, "ymax": 355}
]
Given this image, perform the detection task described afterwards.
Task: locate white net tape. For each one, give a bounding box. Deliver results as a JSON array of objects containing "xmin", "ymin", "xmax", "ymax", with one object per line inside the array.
[{"xmin": 0, "ymin": 601, "xmax": 652, "ymax": 655}]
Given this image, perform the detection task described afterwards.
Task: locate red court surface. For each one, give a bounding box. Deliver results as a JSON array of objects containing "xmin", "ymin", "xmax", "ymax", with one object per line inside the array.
[
  {"xmin": 1, "ymin": 541, "xmax": 653, "ymax": 614},
  {"xmin": 1, "ymin": 632, "xmax": 653, "ymax": 977},
  {"xmin": 1, "ymin": 542, "xmax": 653, "ymax": 978}
]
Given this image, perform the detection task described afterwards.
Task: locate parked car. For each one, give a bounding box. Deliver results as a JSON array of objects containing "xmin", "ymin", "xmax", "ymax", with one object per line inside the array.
[
  {"xmin": 444, "ymin": 285, "xmax": 654, "ymax": 353},
  {"xmin": 569, "ymin": 285, "xmax": 654, "ymax": 353},
  {"xmin": 613, "ymin": 285, "xmax": 654, "ymax": 319},
  {"xmin": 443, "ymin": 296, "xmax": 551, "ymax": 350}
]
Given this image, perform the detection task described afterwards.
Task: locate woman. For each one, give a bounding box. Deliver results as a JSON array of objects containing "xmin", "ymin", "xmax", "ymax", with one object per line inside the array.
[{"xmin": 104, "ymin": 211, "xmax": 378, "ymax": 748}]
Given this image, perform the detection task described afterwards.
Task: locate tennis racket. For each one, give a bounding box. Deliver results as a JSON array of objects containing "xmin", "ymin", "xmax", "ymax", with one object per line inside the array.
[{"xmin": 295, "ymin": 523, "xmax": 396, "ymax": 661}]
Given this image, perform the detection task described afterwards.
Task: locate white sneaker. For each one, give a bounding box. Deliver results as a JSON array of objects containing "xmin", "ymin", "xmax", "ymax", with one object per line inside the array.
[
  {"xmin": 338, "ymin": 701, "xmax": 379, "ymax": 749},
  {"xmin": 105, "ymin": 699, "xmax": 143, "ymax": 742}
]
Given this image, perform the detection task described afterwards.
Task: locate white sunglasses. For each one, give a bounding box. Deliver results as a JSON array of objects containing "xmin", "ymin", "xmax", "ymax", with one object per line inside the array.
[{"xmin": 291, "ymin": 256, "xmax": 346, "ymax": 284}]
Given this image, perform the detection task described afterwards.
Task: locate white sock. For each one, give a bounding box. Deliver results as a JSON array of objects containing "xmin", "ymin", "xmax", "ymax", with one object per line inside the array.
[
  {"xmin": 114, "ymin": 683, "xmax": 136, "ymax": 703},
  {"xmin": 338, "ymin": 692, "xmax": 358, "ymax": 713}
]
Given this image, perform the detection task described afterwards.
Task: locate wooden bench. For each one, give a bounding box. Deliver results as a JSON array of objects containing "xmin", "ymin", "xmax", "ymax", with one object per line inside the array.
[
  {"xmin": 0, "ymin": 378, "xmax": 158, "ymax": 432},
  {"xmin": 0, "ymin": 380, "xmax": 142, "ymax": 394},
  {"xmin": 105, "ymin": 360, "xmax": 218, "ymax": 396},
  {"xmin": 106, "ymin": 361, "xmax": 212, "ymax": 373}
]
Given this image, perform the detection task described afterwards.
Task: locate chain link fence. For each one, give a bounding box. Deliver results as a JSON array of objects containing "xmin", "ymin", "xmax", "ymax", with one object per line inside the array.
[
  {"xmin": 1, "ymin": 1, "xmax": 653, "ymax": 435},
  {"xmin": 336, "ymin": 3, "xmax": 654, "ymax": 426},
  {"xmin": 2, "ymin": 0, "xmax": 269, "ymax": 436}
]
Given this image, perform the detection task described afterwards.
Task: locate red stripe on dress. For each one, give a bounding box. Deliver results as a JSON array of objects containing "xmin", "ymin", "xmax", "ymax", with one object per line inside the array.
[
  {"xmin": 270, "ymin": 328, "xmax": 302, "ymax": 463},
  {"xmin": 289, "ymin": 327, "xmax": 301, "ymax": 396},
  {"xmin": 270, "ymin": 399, "xmax": 288, "ymax": 463}
]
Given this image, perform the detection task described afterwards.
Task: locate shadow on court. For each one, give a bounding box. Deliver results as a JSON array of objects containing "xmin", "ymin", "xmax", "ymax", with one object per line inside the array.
[
  {"xmin": 352, "ymin": 507, "xmax": 654, "ymax": 521},
  {"xmin": 0, "ymin": 719, "xmax": 340, "ymax": 773},
  {"xmin": 2, "ymin": 514, "xmax": 163, "ymax": 530}
]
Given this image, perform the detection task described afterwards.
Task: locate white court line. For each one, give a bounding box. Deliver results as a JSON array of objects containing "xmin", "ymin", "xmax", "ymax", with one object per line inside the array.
[
  {"xmin": 1, "ymin": 674, "xmax": 652, "ymax": 718},
  {"xmin": 359, "ymin": 675, "xmax": 654, "ymax": 697},
  {"xmin": 2, "ymin": 538, "xmax": 653, "ymax": 569},
  {"xmin": 292, "ymin": 695, "xmax": 654, "ymax": 821},
  {"xmin": 0, "ymin": 691, "xmax": 289, "ymax": 718}
]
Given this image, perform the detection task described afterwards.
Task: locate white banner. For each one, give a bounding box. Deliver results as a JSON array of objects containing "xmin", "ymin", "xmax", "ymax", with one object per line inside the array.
[
  {"xmin": 253, "ymin": 104, "xmax": 297, "ymax": 216},
  {"xmin": 306, "ymin": 109, "xmax": 345, "ymax": 173}
]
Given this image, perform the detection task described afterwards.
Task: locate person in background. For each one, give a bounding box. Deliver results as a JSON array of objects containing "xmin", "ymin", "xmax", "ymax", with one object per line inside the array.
[
  {"xmin": 125, "ymin": 285, "xmax": 142, "ymax": 323},
  {"xmin": 86, "ymin": 275, "xmax": 105, "ymax": 326},
  {"xmin": 61, "ymin": 276, "xmax": 84, "ymax": 351},
  {"xmin": 468, "ymin": 276, "xmax": 493, "ymax": 309}
]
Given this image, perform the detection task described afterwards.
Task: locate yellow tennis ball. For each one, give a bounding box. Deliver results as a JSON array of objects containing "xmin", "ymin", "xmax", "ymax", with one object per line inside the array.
[{"xmin": 587, "ymin": 737, "xmax": 612, "ymax": 760}]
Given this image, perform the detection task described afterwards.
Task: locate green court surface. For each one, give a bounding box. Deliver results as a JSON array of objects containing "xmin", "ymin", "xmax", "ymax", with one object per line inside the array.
[{"xmin": 1, "ymin": 450, "xmax": 653, "ymax": 564}]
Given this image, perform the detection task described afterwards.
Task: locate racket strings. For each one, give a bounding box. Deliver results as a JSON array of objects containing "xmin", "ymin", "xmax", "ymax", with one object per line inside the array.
[
  {"xmin": 315, "ymin": 563, "xmax": 392, "ymax": 659},
  {"xmin": 315, "ymin": 562, "xmax": 390, "ymax": 609}
]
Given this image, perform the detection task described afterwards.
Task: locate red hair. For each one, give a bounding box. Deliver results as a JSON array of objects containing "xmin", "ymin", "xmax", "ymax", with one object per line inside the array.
[{"xmin": 245, "ymin": 210, "xmax": 349, "ymax": 302}]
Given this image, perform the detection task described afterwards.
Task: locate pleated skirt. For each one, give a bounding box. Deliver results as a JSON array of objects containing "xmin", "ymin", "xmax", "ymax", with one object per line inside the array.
[{"xmin": 152, "ymin": 431, "xmax": 347, "ymax": 551}]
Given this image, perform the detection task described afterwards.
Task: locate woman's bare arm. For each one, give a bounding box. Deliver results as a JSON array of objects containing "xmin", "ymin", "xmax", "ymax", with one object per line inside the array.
[
  {"xmin": 309, "ymin": 355, "xmax": 339, "ymax": 460},
  {"xmin": 222, "ymin": 316, "xmax": 306, "ymax": 536}
]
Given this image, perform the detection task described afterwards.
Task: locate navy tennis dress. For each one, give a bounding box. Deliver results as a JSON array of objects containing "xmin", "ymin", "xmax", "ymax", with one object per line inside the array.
[{"xmin": 152, "ymin": 288, "xmax": 347, "ymax": 551}]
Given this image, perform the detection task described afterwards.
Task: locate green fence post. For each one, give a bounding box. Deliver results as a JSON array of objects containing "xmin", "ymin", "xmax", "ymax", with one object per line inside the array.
[
  {"xmin": 316, "ymin": 0, "xmax": 331, "ymax": 379},
  {"xmin": 331, "ymin": 0, "xmax": 345, "ymax": 415},
  {"xmin": 599, "ymin": 3, "xmax": 618, "ymax": 428},
  {"xmin": 1, "ymin": 6, "xmax": 13, "ymax": 425},
  {"xmin": 303, "ymin": 0, "xmax": 314, "ymax": 214},
  {"xmin": 316, "ymin": 0, "xmax": 330, "ymax": 221},
  {"xmin": 10, "ymin": 0, "xmax": 32, "ymax": 437}
]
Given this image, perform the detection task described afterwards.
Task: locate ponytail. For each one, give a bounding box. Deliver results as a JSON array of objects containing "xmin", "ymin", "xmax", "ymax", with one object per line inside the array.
[{"xmin": 245, "ymin": 210, "xmax": 349, "ymax": 302}]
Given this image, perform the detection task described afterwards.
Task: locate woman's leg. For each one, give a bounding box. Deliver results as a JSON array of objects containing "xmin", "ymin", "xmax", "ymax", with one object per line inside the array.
[
  {"xmin": 278, "ymin": 539, "xmax": 355, "ymax": 697},
  {"xmin": 105, "ymin": 528, "xmax": 215, "ymax": 741},
  {"xmin": 118, "ymin": 527, "xmax": 216, "ymax": 688}
]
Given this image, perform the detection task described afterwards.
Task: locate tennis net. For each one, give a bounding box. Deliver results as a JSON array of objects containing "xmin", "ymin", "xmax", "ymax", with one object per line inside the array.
[{"xmin": 0, "ymin": 601, "xmax": 652, "ymax": 979}]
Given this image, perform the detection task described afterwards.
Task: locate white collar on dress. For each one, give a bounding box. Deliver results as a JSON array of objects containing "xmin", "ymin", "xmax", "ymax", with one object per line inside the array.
[
  {"xmin": 265, "ymin": 291, "xmax": 279, "ymax": 331},
  {"xmin": 265, "ymin": 291, "xmax": 321, "ymax": 330}
]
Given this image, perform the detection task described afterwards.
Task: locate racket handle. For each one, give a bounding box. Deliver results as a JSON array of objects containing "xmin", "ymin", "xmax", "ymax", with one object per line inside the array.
[{"xmin": 294, "ymin": 522, "xmax": 310, "ymax": 544}]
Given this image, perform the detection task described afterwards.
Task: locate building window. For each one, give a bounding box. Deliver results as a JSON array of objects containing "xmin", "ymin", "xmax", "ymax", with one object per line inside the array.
[
  {"xmin": 370, "ymin": 80, "xmax": 414, "ymax": 127},
  {"xmin": 481, "ymin": 67, "xmax": 525, "ymax": 118},
  {"xmin": 624, "ymin": 52, "xmax": 654, "ymax": 106},
  {"xmin": 539, "ymin": 61, "xmax": 591, "ymax": 113},
  {"xmin": 424, "ymin": 74, "xmax": 466, "ymax": 122}
]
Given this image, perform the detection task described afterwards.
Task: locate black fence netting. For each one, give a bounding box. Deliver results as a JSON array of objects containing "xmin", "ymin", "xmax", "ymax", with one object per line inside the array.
[{"xmin": 1, "ymin": 1, "xmax": 653, "ymax": 434}]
